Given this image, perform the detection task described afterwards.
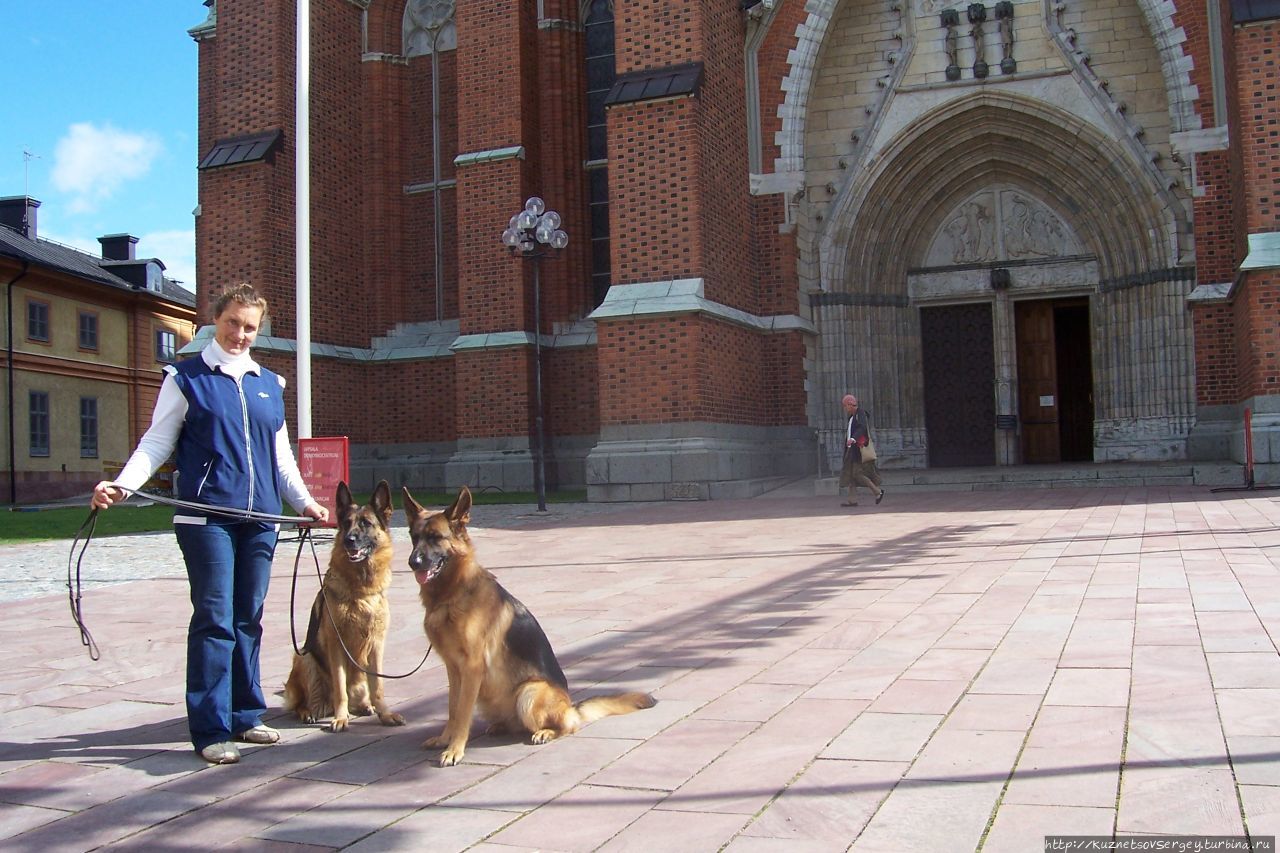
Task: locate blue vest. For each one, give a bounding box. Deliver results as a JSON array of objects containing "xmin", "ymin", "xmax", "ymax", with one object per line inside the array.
[{"xmin": 168, "ymin": 355, "xmax": 286, "ymax": 519}]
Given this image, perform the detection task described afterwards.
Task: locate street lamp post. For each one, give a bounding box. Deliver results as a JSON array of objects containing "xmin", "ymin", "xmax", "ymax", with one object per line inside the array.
[{"xmin": 501, "ymin": 196, "xmax": 568, "ymax": 512}]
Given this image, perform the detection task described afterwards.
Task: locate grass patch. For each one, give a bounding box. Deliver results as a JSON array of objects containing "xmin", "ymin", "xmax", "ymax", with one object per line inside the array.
[{"xmin": 0, "ymin": 487, "xmax": 587, "ymax": 545}]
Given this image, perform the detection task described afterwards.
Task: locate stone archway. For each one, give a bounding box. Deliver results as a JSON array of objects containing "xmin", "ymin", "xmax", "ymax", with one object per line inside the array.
[{"xmin": 810, "ymin": 93, "xmax": 1195, "ymax": 471}]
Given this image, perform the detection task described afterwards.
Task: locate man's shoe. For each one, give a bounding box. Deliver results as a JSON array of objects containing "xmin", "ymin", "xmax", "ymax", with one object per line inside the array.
[
  {"xmin": 235, "ymin": 724, "xmax": 280, "ymax": 745},
  {"xmin": 875, "ymin": 489, "xmax": 886, "ymax": 505},
  {"xmin": 199, "ymin": 741, "xmax": 241, "ymax": 764}
]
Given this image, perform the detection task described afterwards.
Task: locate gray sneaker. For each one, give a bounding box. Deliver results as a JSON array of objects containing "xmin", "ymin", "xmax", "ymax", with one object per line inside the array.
[
  {"xmin": 199, "ymin": 741, "xmax": 241, "ymax": 764},
  {"xmin": 235, "ymin": 724, "xmax": 280, "ymax": 744}
]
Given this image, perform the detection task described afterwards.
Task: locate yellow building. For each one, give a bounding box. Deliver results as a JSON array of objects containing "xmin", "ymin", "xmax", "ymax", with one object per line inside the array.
[{"xmin": 0, "ymin": 196, "xmax": 196, "ymax": 504}]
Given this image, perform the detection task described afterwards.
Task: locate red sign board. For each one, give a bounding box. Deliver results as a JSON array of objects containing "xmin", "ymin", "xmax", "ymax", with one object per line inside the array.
[{"xmin": 297, "ymin": 436, "xmax": 349, "ymax": 528}]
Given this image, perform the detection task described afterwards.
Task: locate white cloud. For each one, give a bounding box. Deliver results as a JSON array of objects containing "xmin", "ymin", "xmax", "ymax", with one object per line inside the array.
[
  {"xmin": 140, "ymin": 229, "xmax": 196, "ymax": 290},
  {"xmin": 52, "ymin": 122, "xmax": 163, "ymax": 213}
]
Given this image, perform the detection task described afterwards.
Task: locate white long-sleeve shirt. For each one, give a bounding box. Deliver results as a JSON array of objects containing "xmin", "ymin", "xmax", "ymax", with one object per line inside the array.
[{"xmin": 114, "ymin": 339, "xmax": 317, "ymax": 517}]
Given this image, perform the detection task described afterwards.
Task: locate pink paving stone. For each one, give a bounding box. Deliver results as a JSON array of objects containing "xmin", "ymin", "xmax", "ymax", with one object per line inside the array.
[
  {"xmin": 750, "ymin": 648, "xmax": 859, "ymax": 687},
  {"xmin": 866, "ymin": 678, "xmax": 968, "ymax": 715},
  {"xmin": 656, "ymin": 661, "xmax": 766, "ymax": 702},
  {"xmin": 118, "ymin": 776, "xmax": 356, "ymax": 849},
  {"xmin": 692, "ymin": 681, "xmax": 807, "ymax": 723},
  {"xmin": 822, "ymin": 712, "xmax": 942, "ymax": 762},
  {"xmin": 0, "ymin": 760, "xmax": 107, "ymax": 810},
  {"xmin": 446, "ymin": 735, "xmax": 644, "ymax": 812},
  {"xmin": 1059, "ymin": 620, "xmax": 1135, "ymax": 668},
  {"xmin": 1043, "ymin": 667, "xmax": 1132, "ymax": 707},
  {"xmin": 902, "ymin": 647, "xmax": 992, "ymax": 682},
  {"xmin": 0, "ymin": 801, "xmax": 63, "ymax": 842},
  {"xmin": 848, "ymin": 778, "xmax": 1004, "ymax": 853},
  {"xmin": 595, "ymin": 807, "xmax": 748, "ymax": 853},
  {"xmin": 981, "ymin": 804, "xmax": 1115, "ymax": 853},
  {"xmin": 970, "ymin": 656, "xmax": 1058, "ymax": 695},
  {"xmin": 487, "ymin": 784, "xmax": 667, "ymax": 852},
  {"xmin": 1003, "ymin": 705, "xmax": 1124, "ymax": 809},
  {"xmin": 933, "ymin": 622, "xmax": 1010, "ymax": 650},
  {"xmin": 1216, "ymin": 688, "xmax": 1280, "ymax": 738},
  {"xmin": 1206, "ymin": 652, "xmax": 1280, "ymax": 688},
  {"xmin": 586, "ymin": 718, "xmax": 757, "ymax": 793},
  {"xmin": 1238, "ymin": 784, "xmax": 1280, "ymax": 837},
  {"xmin": 945, "ymin": 694, "xmax": 1042, "ymax": 732},
  {"xmin": 738, "ymin": 758, "xmax": 907, "ymax": 845},
  {"xmin": 6, "ymin": 790, "xmax": 213, "ymax": 853},
  {"xmin": 1076, "ymin": 597, "xmax": 1137, "ymax": 620},
  {"xmin": 1197, "ymin": 611, "xmax": 1275, "ymax": 652},
  {"xmin": 1227, "ymin": 736, "xmax": 1280, "ymax": 786},
  {"xmin": 664, "ymin": 698, "xmax": 866, "ymax": 815},
  {"xmin": 342, "ymin": 805, "xmax": 517, "ymax": 853},
  {"xmin": 906, "ymin": 728, "xmax": 1026, "ymax": 782},
  {"xmin": 1118, "ymin": 766, "xmax": 1244, "ymax": 835}
]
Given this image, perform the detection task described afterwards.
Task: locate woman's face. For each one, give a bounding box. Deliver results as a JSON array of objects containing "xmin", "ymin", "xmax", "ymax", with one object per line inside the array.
[{"xmin": 213, "ymin": 302, "xmax": 264, "ymax": 357}]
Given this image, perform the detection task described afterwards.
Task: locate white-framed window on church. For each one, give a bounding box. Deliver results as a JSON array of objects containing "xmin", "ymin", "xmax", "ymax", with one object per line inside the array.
[{"xmin": 584, "ymin": 0, "xmax": 614, "ymax": 308}]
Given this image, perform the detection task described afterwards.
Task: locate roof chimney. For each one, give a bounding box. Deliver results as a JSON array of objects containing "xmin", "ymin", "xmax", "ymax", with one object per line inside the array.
[
  {"xmin": 0, "ymin": 196, "xmax": 39, "ymax": 239},
  {"xmin": 98, "ymin": 233, "xmax": 139, "ymax": 261}
]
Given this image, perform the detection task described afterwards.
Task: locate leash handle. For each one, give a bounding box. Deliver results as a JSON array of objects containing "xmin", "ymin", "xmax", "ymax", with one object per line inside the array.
[{"xmin": 68, "ymin": 509, "xmax": 101, "ymax": 661}]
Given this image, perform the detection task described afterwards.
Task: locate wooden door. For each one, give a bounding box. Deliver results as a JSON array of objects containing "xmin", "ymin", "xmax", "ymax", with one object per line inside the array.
[
  {"xmin": 921, "ymin": 303, "xmax": 996, "ymax": 467},
  {"xmin": 1015, "ymin": 300, "xmax": 1060, "ymax": 463}
]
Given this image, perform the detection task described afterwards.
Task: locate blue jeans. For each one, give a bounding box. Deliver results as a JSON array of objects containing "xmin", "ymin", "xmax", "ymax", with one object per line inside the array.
[{"xmin": 174, "ymin": 521, "xmax": 278, "ymax": 750}]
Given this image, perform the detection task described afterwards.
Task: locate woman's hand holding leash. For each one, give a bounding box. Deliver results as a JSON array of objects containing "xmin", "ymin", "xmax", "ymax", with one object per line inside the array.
[
  {"xmin": 91, "ymin": 481, "xmax": 125, "ymax": 510},
  {"xmin": 300, "ymin": 502, "xmax": 330, "ymax": 525}
]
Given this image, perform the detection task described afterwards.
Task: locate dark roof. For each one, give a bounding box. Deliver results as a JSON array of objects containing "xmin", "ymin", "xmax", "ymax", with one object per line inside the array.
[
  {"xmin": 198, "ymin": 129, "xmax": 283, "ymax": 170},
  {"xmin": 0, "ymin": 225, "xmax": 195, "ymax": 308},
  {"xmin": 605, "ymin": 62, "xmax": 703, "ymax": 107}
]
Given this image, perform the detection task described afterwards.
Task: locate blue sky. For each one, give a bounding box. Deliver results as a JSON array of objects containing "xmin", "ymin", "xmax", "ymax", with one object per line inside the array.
[{"xmin": 1, "ymin": 2, "xmax": 204, "ymax": 291}]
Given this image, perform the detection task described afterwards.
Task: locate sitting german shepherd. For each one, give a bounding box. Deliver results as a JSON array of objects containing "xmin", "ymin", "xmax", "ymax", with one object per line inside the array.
[
  {"xmin": 283, "ymin": 480, "xmax": 406, "ymax": 732},
  {"xmin": 403, "ymin": 485, "xmax": 656, "ymax": 766}
]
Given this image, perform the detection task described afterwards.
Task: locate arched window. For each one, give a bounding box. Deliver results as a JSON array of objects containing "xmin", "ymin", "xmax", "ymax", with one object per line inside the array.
[{"xmin": 583, "ymin": 0, "xmax": 614, "ymax": 307}]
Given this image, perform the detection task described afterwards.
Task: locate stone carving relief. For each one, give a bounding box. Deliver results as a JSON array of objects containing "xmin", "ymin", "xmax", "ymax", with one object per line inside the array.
[
  {"xmin": 925, "ymin": 188, "xmax": 1083, "ymax": 267},
  {"xmin": 404, "ymin": 0, "xmax": 457, "ymax": 56},
  {"xmin": 916, "ymin": 0, "xmax": 949, "ymax": 15}
]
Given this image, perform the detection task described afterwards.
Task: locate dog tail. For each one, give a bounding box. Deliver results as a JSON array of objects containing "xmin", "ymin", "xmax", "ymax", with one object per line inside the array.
[{"xmin": 573, "ymin": 692, "xmax": 657, "ymax": 725}]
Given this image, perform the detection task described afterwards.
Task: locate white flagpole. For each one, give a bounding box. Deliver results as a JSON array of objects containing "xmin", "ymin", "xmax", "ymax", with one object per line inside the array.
[{"xmin": 295, "ymin": 0, "xmax": 312, "ymax": 438}]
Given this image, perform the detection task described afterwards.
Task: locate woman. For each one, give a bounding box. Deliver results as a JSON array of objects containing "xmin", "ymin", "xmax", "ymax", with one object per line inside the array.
[
  {"xmin": 92, "ymin": 284, "xmax": 328, "ymax": 764},
  {"xmin": 839, "ymin": 393, "xmax": 885, "ymax": 507}
]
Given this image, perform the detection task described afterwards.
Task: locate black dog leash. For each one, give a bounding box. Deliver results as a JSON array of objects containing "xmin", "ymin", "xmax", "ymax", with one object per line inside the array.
[
  {"xmin": 68, "ymin": 509, "xmax": 102, "ymax": 660},
  {"xmin": 291, "ymin": 540, "xmax": 433, "ymax": 680},
  {"xmin": 70, "ymin": 485, "xmax": 317, "ymax": 659}
]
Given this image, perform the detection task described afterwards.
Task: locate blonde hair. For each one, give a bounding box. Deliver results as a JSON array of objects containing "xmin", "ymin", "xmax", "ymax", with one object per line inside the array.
[{"xmin": 213, "ymin": 283, "xmax": 269, "ymax": 321}]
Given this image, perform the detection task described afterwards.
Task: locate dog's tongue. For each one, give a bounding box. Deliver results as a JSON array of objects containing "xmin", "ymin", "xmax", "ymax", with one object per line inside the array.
[{"xmin": 414, "ymin": 568, "xmax": 431, "ymax": 586}]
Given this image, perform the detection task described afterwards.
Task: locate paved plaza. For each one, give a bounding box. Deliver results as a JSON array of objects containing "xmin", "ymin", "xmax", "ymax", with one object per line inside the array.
[{"xmin": 1, "ymin": 483, "xmax": 1280, "ymax": 850}]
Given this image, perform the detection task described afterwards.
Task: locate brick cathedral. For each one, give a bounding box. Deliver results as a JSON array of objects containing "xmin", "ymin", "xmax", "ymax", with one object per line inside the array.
[{"xmin": 188, "ymin": 0, "xmax": 1280, "ymax": 498}]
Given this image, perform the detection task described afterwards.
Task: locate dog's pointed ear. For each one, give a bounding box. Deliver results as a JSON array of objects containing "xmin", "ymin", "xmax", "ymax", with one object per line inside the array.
[
  {"xmin": 372, "ymin": 480, "xmax": 393, "ymax": 522},
  {"xmin": 336, "ymin": 481, "xmax": 353, "ymax": 515},
  {"xmin": 401, "ymin": 485, "xmax": 424, "ymax": 519},
  {"xmin": 446, "ymin": 485, "xmax": 472, "ymax": 527}
]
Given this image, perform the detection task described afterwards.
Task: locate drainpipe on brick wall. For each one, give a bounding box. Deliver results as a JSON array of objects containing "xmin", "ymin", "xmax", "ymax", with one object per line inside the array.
[{"xmin": 6, "ymin": 260, "xmax": 30, "ymax": 505}]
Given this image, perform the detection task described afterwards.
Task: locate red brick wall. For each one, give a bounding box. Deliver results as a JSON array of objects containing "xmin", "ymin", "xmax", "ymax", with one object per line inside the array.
[
  {"xmin": 1193, "ymin": 302, "xmax": 1237, "ymax": 406},
  {"xmin": 196, "ymin": 0, "xmax": 297, "ymax": 332},
  {"xmin": 454, "ymin": 350, "xmax": 533, "ymax": 439},
  {"xmin": 547, "ymin": 346, "xmax": 599, "ymax": 436}
]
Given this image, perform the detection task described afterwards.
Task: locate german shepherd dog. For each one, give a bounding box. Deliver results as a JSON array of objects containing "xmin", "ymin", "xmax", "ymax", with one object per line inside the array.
[
  {"xmin": 402, "ymin": 485, "xmax": 656, "ymax": 766},
  {"xmin": 283, "ymin": 481, "xmax": 406, "ymax": 732}
]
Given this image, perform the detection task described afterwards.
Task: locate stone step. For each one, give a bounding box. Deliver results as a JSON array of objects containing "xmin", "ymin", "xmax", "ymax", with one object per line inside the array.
[{"xmin": 814, "ymin": 461, "xmax": 1246, "ymax": 495}]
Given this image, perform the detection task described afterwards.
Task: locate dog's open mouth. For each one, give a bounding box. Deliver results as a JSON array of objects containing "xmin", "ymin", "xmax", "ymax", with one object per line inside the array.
[
  {"xmin": 414, "ymin": 555, "xmax": 446, "ymax": 586},
  {"xmin": 345, "ymin": 545, "xmax": 373, "ymax": 563}
]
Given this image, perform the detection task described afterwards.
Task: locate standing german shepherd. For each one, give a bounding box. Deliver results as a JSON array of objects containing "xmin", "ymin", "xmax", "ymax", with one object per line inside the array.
[
  {"xmin": 403, "ymin": 485, "xmax": 656, "ymax": 766},
  {"xmin": 283, "ymin": 480, "xmax": 406, "ymax": 732}
]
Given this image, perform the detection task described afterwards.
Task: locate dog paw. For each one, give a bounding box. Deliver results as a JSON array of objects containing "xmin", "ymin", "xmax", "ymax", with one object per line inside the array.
[
  {"xmin": 422, "ymin": 733, "xmax": 449, "ymax": 749},
  {"xmin": 530, "ymin": 728, "xmax": 557, "ymax": 744},
  {"xmin": 329, "ymin": 716, "xmax": 350, "ymax": 733},
  {"xmin": 295, "ymin": 709, "xmax": 316, "ymax": 724},
  {"xmin": 352, "ymin": 704, "xmax": 374, "ymax": 717},
  {"xmin": 439, "ymin": 746, "xmax": 465, "ymax": 766},
  {"xmin": 379, "ymin": 712, "xmax": 406, "ymax": 727}
]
